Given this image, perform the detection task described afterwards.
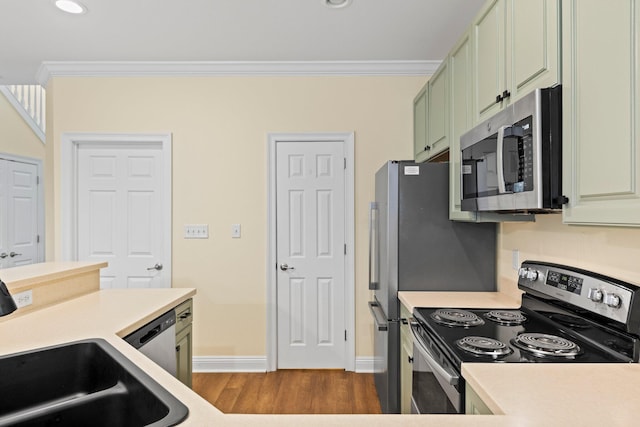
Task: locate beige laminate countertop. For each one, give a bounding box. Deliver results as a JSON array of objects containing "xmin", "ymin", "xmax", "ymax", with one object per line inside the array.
[
  {"xmin": 398, "ymin": 290, "xmax": 522, "ymax": 312},
  {"xmin": 3, "ymin": 287, "xmax": 638, "ymax": 426}
]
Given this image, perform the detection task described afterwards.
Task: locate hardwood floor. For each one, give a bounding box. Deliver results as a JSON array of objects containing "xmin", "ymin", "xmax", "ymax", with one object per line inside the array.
[{"xmin": 192, "ymin": 370, "xmax": 382, "ymax": 414}]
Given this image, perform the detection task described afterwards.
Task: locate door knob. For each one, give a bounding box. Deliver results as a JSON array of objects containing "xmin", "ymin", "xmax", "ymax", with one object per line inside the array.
[
  {"xmin": 280, "ymin": 264, "xmax": 295, "ymax": 271},
  {"xmin": 147, "ymin": 263, "xmax": 163, "ymax": 271},
  {"xmin": 0, "ymin": 253, "xmax": 7, "ymax": 259},
  {"xmin": 9, "ymin": 252, "xmax": 21, "ymax": 258}
]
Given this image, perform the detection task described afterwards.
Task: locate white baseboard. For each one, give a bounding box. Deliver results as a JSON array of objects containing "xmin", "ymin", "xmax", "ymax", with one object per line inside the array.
[
  {"xmin": 355, "ymin": 357, "xmax": 375, "ymax": 373},
  {"xmin": 193, "ymin": 356, "xmax": 375, "ymax": 373},
  {"xmin": 193, "ymin": 356, "xmax": 268, "ymax": 373}
]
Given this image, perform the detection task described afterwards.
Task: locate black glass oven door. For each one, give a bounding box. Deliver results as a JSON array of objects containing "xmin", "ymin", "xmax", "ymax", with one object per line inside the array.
[{"xmin": 411, "ymin": 325, "xmax": 462, "ymax": 414}]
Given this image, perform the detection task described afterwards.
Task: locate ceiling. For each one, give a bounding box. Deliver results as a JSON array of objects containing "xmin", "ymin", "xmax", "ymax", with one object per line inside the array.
[{"xmin": 0, "ymin": 0, "xmax": 485, "ymax": 84}]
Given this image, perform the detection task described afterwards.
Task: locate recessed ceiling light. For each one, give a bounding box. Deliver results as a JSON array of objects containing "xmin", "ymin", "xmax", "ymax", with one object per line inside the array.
[
  {"xmin": 325, "ymin": 0, "xmax": 352, "ymax": 9},
  {"xmin": 54, "ymin": 0, "xmax": 87, "ymax": 15}
]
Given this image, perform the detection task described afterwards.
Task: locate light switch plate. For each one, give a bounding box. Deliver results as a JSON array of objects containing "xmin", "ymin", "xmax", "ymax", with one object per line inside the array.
[
  {"xmin": 184, "ymin": 224, "xmax": 209, "ymax": 239},
  {"xmin": 231, "ymin": 224, "xmax": 241, "ymax": 238},
  {"xmin": 512, "ymin": 249, "xmax": 520, "ymax": 270}
]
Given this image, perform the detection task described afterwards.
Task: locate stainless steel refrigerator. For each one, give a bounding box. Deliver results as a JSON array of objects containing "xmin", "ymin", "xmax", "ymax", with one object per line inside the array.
[{"xmin": 367, "ymin": 161, "xmax": 496, "ymax": 414}]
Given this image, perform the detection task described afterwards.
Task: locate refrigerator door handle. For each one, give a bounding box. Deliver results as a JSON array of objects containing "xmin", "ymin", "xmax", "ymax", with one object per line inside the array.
[
  {"xmin": 368, "ymin": 201, "xmax": 379, "ymax": 290},
  {"xmin": 368, "ymin": 301, "xmax": 388, "ymax": 331}
]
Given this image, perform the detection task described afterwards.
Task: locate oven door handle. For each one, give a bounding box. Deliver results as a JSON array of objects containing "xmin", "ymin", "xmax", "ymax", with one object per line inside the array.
[
  {"xmin": 410, "ymin": 322, "xmax": 459, "ymax": 386},
  {"xmin": 368, "ymin": 301, "xmax": 388, "ymax": 331}
]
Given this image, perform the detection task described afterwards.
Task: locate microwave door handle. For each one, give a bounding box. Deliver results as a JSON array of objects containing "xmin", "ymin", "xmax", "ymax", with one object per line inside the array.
[
  {"xmin": 496, "ymin": 126, "xmax": 507, "ymax": 194},
  {"xmin": 410, "ymin": 322, "xmax": 459, "ymax": 386},
  {"xmin": 368, "ymin": 202, "xmax": 379, "ymax": 290}
]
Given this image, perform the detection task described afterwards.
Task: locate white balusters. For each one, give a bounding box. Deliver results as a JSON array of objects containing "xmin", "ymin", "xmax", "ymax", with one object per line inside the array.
[{"xmin": 0, "ymin": 84, "xmax": 46, "ymax": 142}]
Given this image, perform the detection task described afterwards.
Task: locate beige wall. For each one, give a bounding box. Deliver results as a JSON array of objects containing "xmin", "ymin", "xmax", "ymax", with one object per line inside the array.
[
  {"xmin": 497, "ymin": 215, "xmax": 640, "ymax": 298},
  {"xmin": 45, "ymin": 75, "xmax": 428, "ymax": 358},
  {"xmin": 0, "ymin": 92, "xmax": 45, "ymax": 160}
]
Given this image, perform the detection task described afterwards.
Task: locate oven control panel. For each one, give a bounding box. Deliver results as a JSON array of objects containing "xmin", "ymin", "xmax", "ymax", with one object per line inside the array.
[{"xmin": 518, "ymin": 262, "xmax": 633, "ymax": 325}]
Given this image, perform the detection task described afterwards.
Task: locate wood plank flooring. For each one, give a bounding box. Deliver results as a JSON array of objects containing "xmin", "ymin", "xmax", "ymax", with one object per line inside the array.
[{"xmin": 192, "ymin": 370, "xmax": 382, "ymax": 414}]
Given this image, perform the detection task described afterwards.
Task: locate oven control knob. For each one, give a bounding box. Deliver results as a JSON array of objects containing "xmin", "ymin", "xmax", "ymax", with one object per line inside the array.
[
  {"xmin": 518, "ymin": 268, "xmax": 539, "ymax": 281},
  {"xmin": 518, "ymin": 268, "xmax": 528, "ymax": 279},
  {"xmin": 604, "ymin": 293, "xmax": 622, "ymax": 308},
  {"xmin": 526, "ymin": 269, "xmax": 539, "ymax": 281},
  {"xmin": 588, "ymin": 288, "xmax": 604, "ymax": 303}
]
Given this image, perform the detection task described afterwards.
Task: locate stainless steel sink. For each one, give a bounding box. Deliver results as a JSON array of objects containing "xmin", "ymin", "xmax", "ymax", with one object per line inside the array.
[{"xmin": 0, "ymin": 339, "xmax": 188, "ymax": 426}]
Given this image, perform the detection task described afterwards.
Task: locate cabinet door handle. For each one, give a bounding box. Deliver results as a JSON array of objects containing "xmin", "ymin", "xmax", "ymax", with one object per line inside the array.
[
  {"xmin": 0, "ymin": 253, "xmax": 7, "ymax": 259},
  {"xmin": 502, "ymin": 90, "xmax": 511, "ymax": 99},
  {"xmin": 424, "ymin": 145, "xmax": 431, "ymax": 151},
  {"xmin": 495, "ymin": 94, "xmax": 503, "ymax": 104},
  {"xmin": 9, "ymin": 252, "xmax": 21, "ymax": 258},
  {"xmin": 408, "ymin": 356, "xmax": 414, "ymax": 364}
]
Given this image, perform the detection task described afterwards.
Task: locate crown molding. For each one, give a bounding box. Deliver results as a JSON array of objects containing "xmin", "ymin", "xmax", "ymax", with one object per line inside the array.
[{"xmin": 36, "ymin": 60, "xmax": 439, "ymax": 86}]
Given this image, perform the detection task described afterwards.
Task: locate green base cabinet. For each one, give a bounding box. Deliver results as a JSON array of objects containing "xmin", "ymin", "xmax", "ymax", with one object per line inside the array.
[
  {"xmin": 399, "ymin": 303, "xmax": 414, "ymax": 414},
  {"xmin": 465, "ymin": 383, "xmax": 493, "ymax": 415},
  {"xmin": 175, "ymin": 299, "xmax": 193, "ymax": 388}
]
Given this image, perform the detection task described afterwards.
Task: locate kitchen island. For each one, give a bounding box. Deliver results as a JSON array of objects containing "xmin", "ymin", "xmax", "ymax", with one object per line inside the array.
[{"xmin": 1, "ymin": 265, "xmax": 639, "ymax": 426}]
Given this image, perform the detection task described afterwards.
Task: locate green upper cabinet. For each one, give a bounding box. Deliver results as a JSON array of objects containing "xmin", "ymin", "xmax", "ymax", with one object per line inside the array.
[
  {"xmin": 448, "ymin": 29, "xmax": 477, "ymax": 221},
  {"xmin": 413, "ymin": 83, "xmax": 429, "ymax": 163},
  {"xmin": 414, "ymin": 60, "xmax": 450, "ymax": 163},
  {"xmin": 562, "ymin": 0, "xmax": 640, "ymax": 226},
  {"xmin": 472, "ymin": 0, "xmax": 561, "ymax": 124},
  {"xmin": 472, "ymin": 0, "xmax": 505, "ymax": 121},
  {"xmin": 426, "ymin": 60, "xmax": 449, "ymax": 159}
]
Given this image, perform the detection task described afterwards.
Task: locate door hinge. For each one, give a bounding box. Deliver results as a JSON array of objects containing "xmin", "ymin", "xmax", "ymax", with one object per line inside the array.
[
  {"xmin": 36, "ymin": 176, "xmax": 40, "ymax": 185},
  {"xmin": 345, "ymin": 330, "xmax": 347, "ymax": 341},
  {"xmin": 344, "ymin": 243, "xmax": 347, "ymax": 255},
  {"xmin": 344, "ymin": 158, "xmax": 347, "ymax": 169},
  {"xmin": 37, "ymin": 235, "xmax": 40, "ymax": 243}
]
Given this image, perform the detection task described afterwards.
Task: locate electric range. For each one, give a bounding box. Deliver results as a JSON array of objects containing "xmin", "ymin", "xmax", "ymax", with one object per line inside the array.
[{"xmin": 409, "ymin": 261, "xmax": 640, "ymax": 414}]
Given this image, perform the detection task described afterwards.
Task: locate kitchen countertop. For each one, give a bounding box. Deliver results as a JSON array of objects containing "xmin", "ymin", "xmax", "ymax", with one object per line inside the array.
[
  {"xmin": 398, "ymin": 291, "xmax": 522, "ymax": 313},
  {"xmin": 2, "ymin": 274, "xmax": 638, "ymax": 426}
]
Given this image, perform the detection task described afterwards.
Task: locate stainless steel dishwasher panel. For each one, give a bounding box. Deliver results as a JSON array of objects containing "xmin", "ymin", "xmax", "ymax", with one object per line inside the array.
[{"xmin": 125, "ymin": 309, "xmax": 177, "ymax": 377}]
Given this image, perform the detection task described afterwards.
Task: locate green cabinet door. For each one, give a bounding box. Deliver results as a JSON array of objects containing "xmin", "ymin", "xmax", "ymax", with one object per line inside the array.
[
  {"xmin": 413, "ymin": 83, "xmax": 430, "ymax": 163},
  {"xmin": 562, "ymin": 0, "xmax": 640, "ymax": 226}
]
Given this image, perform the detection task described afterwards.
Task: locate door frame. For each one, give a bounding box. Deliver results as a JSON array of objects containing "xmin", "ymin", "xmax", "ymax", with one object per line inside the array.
[
  {"xmin": 0, "ymin": 153, "xmax": 45, "ymax": 263},
  {"xmin": 60, "ymin": 133, "xmax": 172, "ymax": 287},
  {"xmin": 266, "ymin": 132, "xmax": 355, "ymax": 372}
]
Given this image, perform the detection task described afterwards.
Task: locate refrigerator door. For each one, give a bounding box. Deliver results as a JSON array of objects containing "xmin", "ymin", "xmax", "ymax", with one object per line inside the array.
[
  {"xmin": 372, "ymin": 161, "xmax": 399, "ymax": 413},
  {"xmin": 370, "ymin": 297, "xmax": 399, "ymax": 414},
  {"xmin": 373, "ymin": 161, "xmax": 396, "ymax": 319}
]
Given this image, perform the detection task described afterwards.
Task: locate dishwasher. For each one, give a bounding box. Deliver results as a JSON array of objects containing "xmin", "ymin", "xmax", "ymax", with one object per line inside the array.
[{"xmin": 124, "ymin": 309, "xmax": 177, "ymax": 377}]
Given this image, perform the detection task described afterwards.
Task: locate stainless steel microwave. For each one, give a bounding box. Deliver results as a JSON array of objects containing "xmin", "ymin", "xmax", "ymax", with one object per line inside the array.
[{"xmin": 460, "ymin": 86, "xmax": 565, "ymax": 213}]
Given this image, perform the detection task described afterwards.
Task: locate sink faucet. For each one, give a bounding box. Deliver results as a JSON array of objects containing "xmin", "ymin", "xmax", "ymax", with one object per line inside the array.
[{"xmin": 0, "ymin": 279, "xmax": 17, "ymax": 316}]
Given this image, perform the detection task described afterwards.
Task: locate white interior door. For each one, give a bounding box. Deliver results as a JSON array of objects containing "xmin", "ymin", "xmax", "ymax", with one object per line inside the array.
[
  {"xmin": 276, "ymin": 140, "xmax": 346, "ymax": 368},
  {"xmin": 77, "ymin": 143, "xmax": 167, "ymax": 288},
  {"xmin": 0, "ymin": 159, "xmax": 39, "ymax": 268}
]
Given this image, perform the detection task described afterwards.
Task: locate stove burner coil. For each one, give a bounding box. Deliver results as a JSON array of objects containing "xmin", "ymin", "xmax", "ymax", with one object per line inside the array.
[
  {"xmin": 511, "ymin": 333, "xmax": 581, "ymax": 358},
  {"xmin": 484, "ymin": 310, "xmax": 527, "ymax": 326},
  {"xmin": 456, "ymin": 336, "xmax": 512, "ymax": 357},
  {"xmin": 430, "ymin": 309, "xmax": 485, "ymax": 327}
]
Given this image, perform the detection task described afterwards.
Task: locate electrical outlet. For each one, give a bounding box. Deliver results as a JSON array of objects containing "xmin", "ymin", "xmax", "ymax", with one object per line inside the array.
[
  {"xmin": 231, "ymin": 224, "xmax": 241, "ymax": 238},
  {"xmin": 184, "ymin": 224, "xmax": 209, "ymax": 239},
  {"xmin": 13, "ymin": 289, "xmax": 33, "ymax": 308}
]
